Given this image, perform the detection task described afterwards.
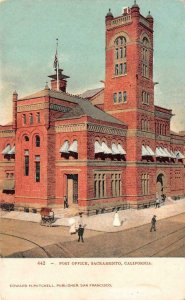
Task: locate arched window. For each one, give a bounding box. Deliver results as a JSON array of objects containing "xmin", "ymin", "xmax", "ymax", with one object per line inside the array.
[
  {"xmin": 142, "ymin": 37, "xmax": 149, "ymax": 78},
  {"xmin": 35, "ymin": 135, "xmax": 40, "ymax": 147},
  {"xmin": 24, "ymin": 135, "xmax": 29, "ymax": 142},
  {"xmin": 114, "ymin": 36, "xmax": 127, "ymax": 76}
]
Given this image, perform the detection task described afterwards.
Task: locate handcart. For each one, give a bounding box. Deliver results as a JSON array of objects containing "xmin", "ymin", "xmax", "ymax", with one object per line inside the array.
[{"xmin": 40, "ymin": 207, "xmax": 55, "ymax": 226}]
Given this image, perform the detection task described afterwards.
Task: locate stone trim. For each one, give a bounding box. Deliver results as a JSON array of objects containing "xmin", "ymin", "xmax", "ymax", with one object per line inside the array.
[
  {"xmin": 56, "ymin": 160, "xmax": 126, "ymax": 167},
  {"xmin": 55, "ymin": 123, "xmax": 86, "ymax": 133},
  {"xmin": 55, "ymin": 122, "xmax": 126, "ymax": 136},
  {"xmin": 0, "ymin": 130, "xmax": 15, "ymax": 138},
  {"xmin": 127, "ymin": 129, "xmax": 155, "ymax": 139},
  {"xmin": 17, "ymin": 102, "xmax": 49, "ymax": 112},
  {"xmin": 87, "ymin": 123, "xmax": 126, "ymax": 136},
  {"xmin": 49, "ymin": 103, "xmax": 71, "ymax": 113}
]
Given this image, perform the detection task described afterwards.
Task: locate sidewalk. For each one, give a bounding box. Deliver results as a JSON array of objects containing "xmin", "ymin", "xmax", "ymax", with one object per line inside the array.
[{"xmin": 1, "ymin": 198, "xmax": 185, "ymax": 232}]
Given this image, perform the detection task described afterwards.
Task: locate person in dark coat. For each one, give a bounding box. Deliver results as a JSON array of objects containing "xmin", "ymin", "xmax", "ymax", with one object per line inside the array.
[
  {"xmin": 150, "ymin": 215, "xmax": 157, "ymax": 232},
  {"xmin": 64, "ymin": 195, "xmax": 68, "ymax": 209},
  {"xmin": 78, "ymin": 224, "xmax": 84, "ymax": 242}
]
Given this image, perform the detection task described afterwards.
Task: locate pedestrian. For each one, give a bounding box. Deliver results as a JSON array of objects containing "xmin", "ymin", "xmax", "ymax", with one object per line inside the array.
[
  {"xmin": 77, "ymin": 224, "xmax": 84, "ymax": 242},
  {"xmin": 155, "ymin": 198, "xmax": 160, "ymax": 208},
  {"xmin": 64, "ymin": 195, "xmax": 68, "ymax": 209},
  {"xmin": 69, "ymin": 218, "xmax": 77, "ymax": 234},
  {"xmin": 113, "ymin": 210, "xmax": 121, "ymax": 227},
  {"xmin": 78, "ymin": 213, "xmax": 84, "ymax": 227},
  {"xmin": 150, "ymin": 215, "xmax": 157, "ymax": 232}
]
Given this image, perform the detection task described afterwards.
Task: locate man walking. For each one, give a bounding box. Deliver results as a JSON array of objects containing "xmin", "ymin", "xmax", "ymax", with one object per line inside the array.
[
  {"xmin": 155, "ymin": 198, "xmax": 160, "ymax": 208},
  {"xmin": 150, "ymin": 215, "xmax": 157, "ymax": 232},
  {"xmin": 78, "ymin": 224, "xmax": 84, "ymax": 242}
]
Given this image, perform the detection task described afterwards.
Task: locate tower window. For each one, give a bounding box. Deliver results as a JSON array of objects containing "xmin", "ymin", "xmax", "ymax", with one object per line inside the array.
[
  {"xmin": 142, "ymin": 37, "xmax": 150, "ymax": 78},
  {"xmin": 35, "ymin": 155, "xmax": 40, "ymax": 182},
  {"xmin": 35, "ymin": 135, "xmax": 40, "ymax": 147},
  {"xmin": 118, "ymin": 92, "xmax": 122, "ymax": 102},
  {"xmin": 123, "ymin": 91, "xmax": 127, "ymax": 102},
  {"xmin": 113, "ymin": 93, "xmax": 117, "ymax": 103},
  {"xmin": 114, "ymin": 36, "xmax": 127, "ymax": 76},
  {"xmin": 24, "ymin": 150, "xmax": 29, "ymax": 176}
]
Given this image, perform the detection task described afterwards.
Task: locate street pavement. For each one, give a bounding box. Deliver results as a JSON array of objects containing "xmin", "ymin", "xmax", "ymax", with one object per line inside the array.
[{"xmin": 1, "ymin": 197, "xmax": 185, "ymax": 232}]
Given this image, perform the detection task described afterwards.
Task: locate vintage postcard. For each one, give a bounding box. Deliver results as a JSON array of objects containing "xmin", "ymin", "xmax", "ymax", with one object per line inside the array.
[{"xmin": 0, "ymin": 0, "xmax": 185, "ymax": 299}]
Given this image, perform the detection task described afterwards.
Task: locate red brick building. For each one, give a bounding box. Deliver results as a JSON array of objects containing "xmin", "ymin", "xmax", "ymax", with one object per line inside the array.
[{"xmin": 0, "ymin": 3, "xmax": 184, "ymax": 212}]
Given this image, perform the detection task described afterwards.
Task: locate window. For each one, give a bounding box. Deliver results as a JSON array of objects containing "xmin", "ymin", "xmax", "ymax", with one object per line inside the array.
[
  {"xmin": 24, "ymin": 150, "xmax": 29, "ymax": 176},
  {"xmin": 36, "ymin": 112, "xmax": 40, "ymax": 123},
  {"xmin": 142, "ymin": 37, "xmax": 149, "ymax": 78},
  {"xmin": 119, "ymin": 63, "xmax": 123, "ymax": 75},
  {"xmin": 35, "ymin": 155, "xmax": 40, "ymax": 182},
  {"xmin": 24, "ymin": 136, "xmax": 29, "ymax": 142},
  {"xmin": 142, "ymin": 91, "xmax": 150, "ymax": 104},
  {"xmin": 111, "ymin": 173, "xmax": 121, "ymax": 196},
  {"xmin": 35, "ymin": 135, "xmax": 40, "ymax": 147},
  {"xmin": 94, "ymin": 173, "xmax": 106, "ymax": 198},
  {"xmin": 113, "ymin": 93, "xmax": 117, "ymax": 103},
  {"xmin": 114, "ymin": 36, "xmax": 127, "ymax": 76},
  {"xmin": 23, "ymin": 114, "xmax": 26, "ymax": 125},
  {"xmin": 113, "ymin": 92, "xmax": 127, "ymax": 104},
  {"xmin": 29, "ymin": 113, "xmax": 33, "ymax": 125},
  {"xmin": 123, "ymin": 63, "xmax": 127, "ymax": 75},
  {"xmin": 123, "ymin": 91, "xmax": 127, "ymax": 102},
  {"xmin": 115, "ymin": 64, "xmax": 119, "ymax": 75},
  {"xmin": 118, "ymin": 92, "xmax": 122, "ymax": 102},
  {"xmin": 141, "ymin": 174, "xmax": 149, "ymax": 195}
]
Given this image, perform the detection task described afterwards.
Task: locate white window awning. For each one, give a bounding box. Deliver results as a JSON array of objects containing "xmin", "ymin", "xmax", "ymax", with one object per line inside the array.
[
  {"xmin": 160, "ymin": 147, "xmax": 169, "ymax": 157},
  {"xmin": 117, "ymin": 144, "xmax": 126, "ymax": 155},
  {"xmin": 8, "ymin": 146, "xmax": 15, "ymax": 155},
  {"xmin": 68, "ymin": 140, "xmax": 78, "ymax": 153},
  {"xmin": 94, "ymin": 141, "xmax": 104, "ymax": 154},
  {"xmin": 2, "ymin": 145, "xmax": 11, "ymax": 155},
  {"xmin": 156, "ymin": 147, "xmax": 165, "ymax": 157},
  {"xmin": 102, "ymin": 142, "xmax": 112, "ymax": 154},
  {"xmin": 145, "ymin": 145, "xmax": 155, "ymax": 156},
  {"xmin": 175, "ymin": 151, "xmax": 185, "ymax": 159},
  {"xmin": 164, "ymin": 148, "xmax": 172, "ymax": 158},
  {"xmin": 142, "ymin": 145, "xmax": 150, "ymax": 156},
  {"xmin": 60, "ymin": 141, "xmax": 69, "ymax": 153},
  {"xmin": 170, "ymin": 150, "xmax": 176, "ymax": 159},
  {"xmin": 112, "ymin": 143, "xmax": 120, "ymax": 155}
]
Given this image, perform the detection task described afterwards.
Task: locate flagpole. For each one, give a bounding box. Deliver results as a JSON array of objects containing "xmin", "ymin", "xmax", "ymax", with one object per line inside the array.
[{"xmin": 56, "ymin": 38, "xmax": 59, "ymax": 91}]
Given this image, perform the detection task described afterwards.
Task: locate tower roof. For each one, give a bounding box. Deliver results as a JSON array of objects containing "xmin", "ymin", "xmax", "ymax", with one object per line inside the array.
[
  {"xmin": 106, "ymin": 8, "xmax": 113, "ymax": 17},
  {"xmin": 48, "ymin": 68, "xmax": 70, "ymax": 80}
]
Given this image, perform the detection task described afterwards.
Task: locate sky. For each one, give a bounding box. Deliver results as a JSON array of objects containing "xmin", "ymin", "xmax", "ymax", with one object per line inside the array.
[{"xmin": 0, "ymin": 0, "xmax": 185, "ymax": 132}]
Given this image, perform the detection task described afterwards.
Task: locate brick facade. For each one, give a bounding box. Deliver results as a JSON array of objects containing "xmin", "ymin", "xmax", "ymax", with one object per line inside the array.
[{"xmin": 0, "ymin": 3, "xmax": 184, "ymax": 211}]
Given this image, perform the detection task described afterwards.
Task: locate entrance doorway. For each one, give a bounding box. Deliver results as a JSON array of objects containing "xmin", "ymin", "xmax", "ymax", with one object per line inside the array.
[
  {"xmin": 156, "ymin": 173, "xmax": 165, "ymax": 198},
  {"xmin": 66, "ymin": 174, "xmax": 78, "ymax": 205}
]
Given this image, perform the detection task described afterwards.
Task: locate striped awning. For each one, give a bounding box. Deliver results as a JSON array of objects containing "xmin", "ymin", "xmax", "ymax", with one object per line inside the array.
[
  {"xmin": 8, "ymin": 146, "xmax": 15, "ymax": 155},
  {"xmin": 60, "ymin": 141, "xmax": 69, "ymax": 153},
  {"xmin": 2, "ymin": 145, "xmax": 11, "ymax": 155},
  {"xmin": 68, "ymin": 140, "xmax": 78, "ymax": 153},
  {"xmin": 156, "ymin": 147, "xmax": 168, "ymax": 157},
  {"xmin": 112, "ymin": 143, "xmax": 120, "ymax": 155},
  {"xmin": 117, "ymin": 144, "xmax": 126, "ymax": 155},
  {"xmin": 101, "ymin": 142, "xmax": 112, "ymax": 154},
  {"xmin": 0, "ymin": 179, "xmax": 15, "ymax": 190},
  {"xmin": 94, "ymin": 141, "xmax": 103, "ymax": 154},
  {"xmin": 142, "ymin": 145, "xmax": 150, "ymax": 156},
  {"xmin": 175, "ymin": 151, "xmax": 185, "ymax": 159},
  {"xmin": 146, "ymin": 146, "xmax": 155, "ymax": 156}
]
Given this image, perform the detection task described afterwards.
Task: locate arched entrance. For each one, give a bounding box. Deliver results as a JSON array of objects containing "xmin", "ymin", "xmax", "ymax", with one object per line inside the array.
[{"xmin": 156, "ymin": 173, "xmax": 165, "ymax": 198}]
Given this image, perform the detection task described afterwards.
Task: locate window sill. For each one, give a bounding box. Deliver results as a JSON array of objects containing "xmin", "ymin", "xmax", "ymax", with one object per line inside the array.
[{"xmin": 112, "ymin": 74, "xmax": 127, "ymax": 78}]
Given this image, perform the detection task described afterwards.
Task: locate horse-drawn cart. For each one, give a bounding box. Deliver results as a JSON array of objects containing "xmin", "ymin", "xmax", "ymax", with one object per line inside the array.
[{"xmin": 40, "ymin": 207, "xmax": 55, "ymax": 226}]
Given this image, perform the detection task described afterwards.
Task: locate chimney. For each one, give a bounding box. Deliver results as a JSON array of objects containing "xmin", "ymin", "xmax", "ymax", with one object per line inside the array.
[{"xmin": 12, "ymin": 91, "xmax": 18, "ymax": 130}]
